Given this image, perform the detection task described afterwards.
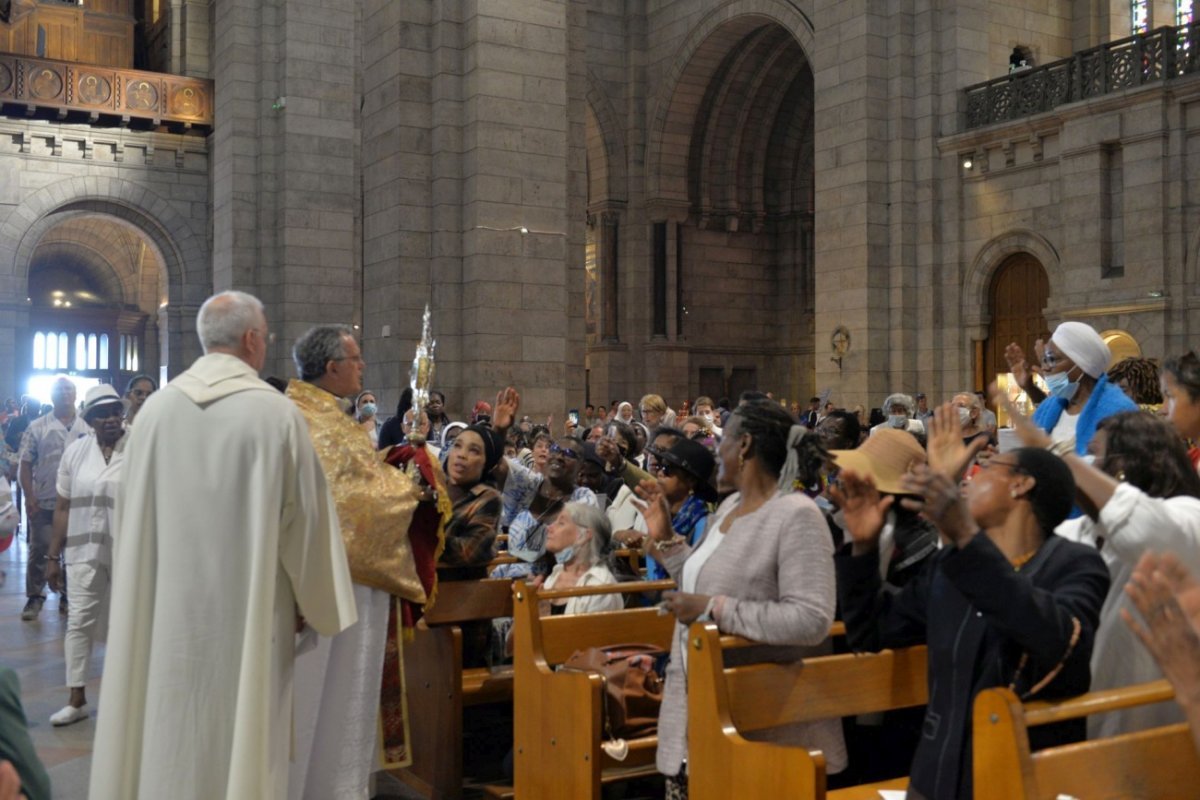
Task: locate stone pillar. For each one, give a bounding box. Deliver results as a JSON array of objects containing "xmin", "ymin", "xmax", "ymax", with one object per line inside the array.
[
  {"xmin": 812, "ymin": 1, "xmax": 895, "ymax": 404},
  {"xmin": 212, "ymin": 0, "xmax": 360, "ymax": 379},
  {"xmin": 171, "ymin": 0, "xmax": 212, "ymax": 78},
  {"xmin": 599, "ymin": 210, "xmax": 621, "ymax": 342}
]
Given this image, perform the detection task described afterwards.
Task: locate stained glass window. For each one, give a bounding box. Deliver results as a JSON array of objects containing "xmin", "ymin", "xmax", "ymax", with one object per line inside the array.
[{"xmin": 1133, "ymin": 0, "xmax": 1150, "ymax": 34}]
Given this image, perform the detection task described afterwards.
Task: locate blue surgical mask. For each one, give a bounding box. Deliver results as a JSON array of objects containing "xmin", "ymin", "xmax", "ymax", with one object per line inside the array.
[
  {"xmin": 1044, "ymin": 370, "xmax": 1079, "ymax": 401},
  {"xmin": 361, "ymin": 402, "xmax": 377, "ymax": 417},
  {"xmin": 888, "ymin": 414, "xmax": 907, "ymax": 429},
  {"xmin": 555, "ymin": 546, "xmax": 575, "ymax": 565}
]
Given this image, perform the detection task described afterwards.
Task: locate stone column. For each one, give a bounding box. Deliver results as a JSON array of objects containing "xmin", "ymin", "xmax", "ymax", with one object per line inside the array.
[{"xmin": 212, "ymin": 0, "xmax": 360, "ymax": 378}]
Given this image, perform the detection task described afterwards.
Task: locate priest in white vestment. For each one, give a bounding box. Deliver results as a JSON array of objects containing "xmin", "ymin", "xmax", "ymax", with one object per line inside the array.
[
  {"xmin": 88, "ymin": 291, "xmax": 358, "ymax": 800},
  {"xmin": 286, "ymin": 324, "xmax": 430, "ymax": 800}
]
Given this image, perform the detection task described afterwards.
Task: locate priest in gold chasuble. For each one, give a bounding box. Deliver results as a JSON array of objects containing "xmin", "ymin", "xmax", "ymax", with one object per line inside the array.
[{"xmin": 286, "ymin": 324, "xmax": 441, "ymax": 799}]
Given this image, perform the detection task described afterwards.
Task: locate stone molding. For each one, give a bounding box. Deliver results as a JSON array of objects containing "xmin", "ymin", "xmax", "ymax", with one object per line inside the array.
[
  {"xmin": 963, "ymin": 229, "xmax": 1063, "ymax": 330},
  {"xmin": 644, "ymin": 0, "xmax": 814, "ymax": 205},
  {"xmin": 0, "ymin": 175, "xmax": 209, "ymax": 305}
]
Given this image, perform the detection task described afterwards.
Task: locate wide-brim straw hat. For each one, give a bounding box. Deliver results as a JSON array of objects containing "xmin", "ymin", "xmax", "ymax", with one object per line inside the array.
[{"xmin": 829, "ymin": 428, "xmax": 926, "ymax": 495}]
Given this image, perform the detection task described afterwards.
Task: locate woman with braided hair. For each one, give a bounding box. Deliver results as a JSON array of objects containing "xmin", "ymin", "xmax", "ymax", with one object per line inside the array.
[
  {"xmin": 638, "ymin": 399, "xmax": 845, "ymax": 798},
  {"xmin": 1107, "ymin": 356, "xmax": 1163, "ymax": 409}
]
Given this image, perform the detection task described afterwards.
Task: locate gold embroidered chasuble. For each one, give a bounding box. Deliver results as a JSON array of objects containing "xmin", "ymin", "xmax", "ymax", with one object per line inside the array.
[{"xmin": 286, "ymin": 379, "xmax": 426, "ymax": 603}]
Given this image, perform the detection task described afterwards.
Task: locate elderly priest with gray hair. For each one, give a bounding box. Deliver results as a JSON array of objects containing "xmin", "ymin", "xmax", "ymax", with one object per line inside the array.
[{"xmin": 88, "ymin": 291, "xmax": 358, "ymax": 800}]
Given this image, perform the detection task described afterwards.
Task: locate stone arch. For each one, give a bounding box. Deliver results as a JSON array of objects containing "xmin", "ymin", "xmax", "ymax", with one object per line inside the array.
[
  {"xmin": 645, "ymin": 0, "xmax": 815, "ymax": 207},
  {"xmin": 585, "ymin": 70, "xmax": 628, "ymax": 207},
  {"xmin": 0, "ymin": 176, "xmax": 209, "ymax": 307},
  {"xmin": 963, "ymin": 230, "xmax": 1063, "ymax": 331}
]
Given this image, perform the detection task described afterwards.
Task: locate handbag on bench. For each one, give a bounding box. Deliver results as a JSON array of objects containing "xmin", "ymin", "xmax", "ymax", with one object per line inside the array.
[{"xmin": 562, "ymin": 643, "xmax": 666, "ymax": 755}]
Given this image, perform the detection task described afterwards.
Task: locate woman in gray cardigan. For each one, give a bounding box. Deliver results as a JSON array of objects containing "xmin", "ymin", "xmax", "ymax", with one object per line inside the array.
[{"xmin": 640, "ymin": 400, "xmax": 845, "ymax": 798}]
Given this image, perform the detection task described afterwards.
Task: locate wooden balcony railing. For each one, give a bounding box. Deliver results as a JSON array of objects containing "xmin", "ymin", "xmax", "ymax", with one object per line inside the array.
[
  {"xmin": 0, "ymin": 51, "xmax": 212, "ymax": 131},
  {"xmin": 964, "ymin": 22, "xmax": 1200, "ymax": 130}
]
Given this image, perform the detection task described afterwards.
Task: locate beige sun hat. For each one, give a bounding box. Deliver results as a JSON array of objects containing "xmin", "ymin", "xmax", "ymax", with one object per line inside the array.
[{"xmin": 829, "ymin": 428, "xmax": 927, "ymax": 495}]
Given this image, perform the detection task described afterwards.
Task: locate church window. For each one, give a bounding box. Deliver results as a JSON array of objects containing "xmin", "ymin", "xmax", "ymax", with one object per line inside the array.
[
  {"xmin": 1132, "ymin": 0, "xmax": 1151, "ymax": 33},
  {"xmin": 1179, "ymin": 0, "xmax": 1195, "ymax": 26}
]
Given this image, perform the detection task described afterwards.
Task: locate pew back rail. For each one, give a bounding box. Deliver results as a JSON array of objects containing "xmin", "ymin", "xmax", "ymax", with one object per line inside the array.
[
  {"xmin": 973, "ymin": 679, "xmax": 1200, "ymax": 800},
  {"xmin": 686, "ymin": 622, "xmax": 926, "ymax": 800}
]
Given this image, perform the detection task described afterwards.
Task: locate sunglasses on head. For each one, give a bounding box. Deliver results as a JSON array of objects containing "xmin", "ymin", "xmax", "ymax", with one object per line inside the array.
[{"xmin": 549, "ymin": 443, "xmax": 580, "ymax": 460}]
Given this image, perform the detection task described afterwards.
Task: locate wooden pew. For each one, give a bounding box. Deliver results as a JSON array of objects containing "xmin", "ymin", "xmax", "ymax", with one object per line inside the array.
[
  {"xmin": 686, "ymin": 621, "xmax": 925, "ymax": 800},
  {"xmin": 390, "ymin": 579, "xmax": 515, "ymax": 800},
  {"xmin": 510, "ymin": 579, "xmax": 677, "ymax": 800},
  {"xmin": 973, "ymin": 679, "xmax": 1200, "ymax": 799}
]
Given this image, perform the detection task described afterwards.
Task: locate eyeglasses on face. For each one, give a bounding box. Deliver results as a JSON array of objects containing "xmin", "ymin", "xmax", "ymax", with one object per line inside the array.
[{"xmin": 549, "ymin": 444, "xmax": 579, "ymax": 460}]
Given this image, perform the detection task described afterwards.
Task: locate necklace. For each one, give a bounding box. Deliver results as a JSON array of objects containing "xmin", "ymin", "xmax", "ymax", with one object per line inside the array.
[{"xmin": 1010, "ymin": 547, "xmax": 1039, "ymax": 571}]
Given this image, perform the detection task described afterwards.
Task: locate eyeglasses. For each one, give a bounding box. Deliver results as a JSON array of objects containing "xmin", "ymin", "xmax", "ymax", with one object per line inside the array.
[
  {"xmin": 333, "ymin": 354, "xmax": 364, "ymax": 365},
  {"xmin": 980, "ymin": 459, "xmax": 1026, "ymax": 475},
  {"xmin": 1041, "ymin": 350, "xmax": 1062, "ymax": 369},
  {"xmin": 254, "ymin": 328, "xmax": 277, "ymax": 345},
  {"xmin": 549, "ymin": 444, "xmax": 579, "ymax": 460}
]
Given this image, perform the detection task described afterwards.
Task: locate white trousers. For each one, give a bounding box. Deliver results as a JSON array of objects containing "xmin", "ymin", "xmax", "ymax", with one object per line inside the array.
[
  {"xmin": 64, "ymin": 561, "xmax": 110, "ymax": 687},
  {"xmin": 289, "ymin": 583, "xmax": 389, "ymax": 800}
]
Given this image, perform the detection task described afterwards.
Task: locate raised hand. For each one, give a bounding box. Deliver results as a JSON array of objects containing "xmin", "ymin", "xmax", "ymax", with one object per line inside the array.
[
  {"xmin": 899, "ymin": 465, "xmax": 976, "ymax": 547},
  {"xmin": 595, "ymin": 436, "xmax": 623, "ymax": 469},
  {"xmin": 926, "ymin": 402, "xmax": 986, "ymax": 480},
  {"xmin": 1005, "ymin": 342, "xmax": 1030, "ymax": 388},
  {"xmin": 1122, "ymin": 551, "xmax": 1200, "ymax": 707},
  {"xmin": 990, "ymin": 381, "xmax": 1050, "ymax": 449},
  {"xmin": 492, "ymin": 387, "xmax": 520, "ymax": 432},
  {"xmin": 828, "ymin": 469, "xmax": 893, "ymax": 555},
  {"xmin": 632, "ymin": 479, "xmax": 675, "ymax": 542}
]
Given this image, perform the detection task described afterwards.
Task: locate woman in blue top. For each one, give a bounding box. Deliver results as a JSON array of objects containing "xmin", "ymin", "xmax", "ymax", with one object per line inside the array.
[
  {"xmin": 1005, "ymin": 320, "xmax": 1136, "ymax": 455},
  {"xmin": 643, "ymin": 437, "xmax": 715, "ymax": 580}
]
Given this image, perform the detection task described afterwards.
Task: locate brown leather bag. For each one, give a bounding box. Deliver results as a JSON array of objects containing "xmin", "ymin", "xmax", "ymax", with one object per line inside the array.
[{"xmin": 563, "ymin": 644, "xmax": 666, "ymax": 739}]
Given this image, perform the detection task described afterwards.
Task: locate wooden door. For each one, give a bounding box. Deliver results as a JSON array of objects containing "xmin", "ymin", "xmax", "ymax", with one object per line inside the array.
[{"xmin": 985, "ymin": 253, "xmax": 1049, "ymax": 386}]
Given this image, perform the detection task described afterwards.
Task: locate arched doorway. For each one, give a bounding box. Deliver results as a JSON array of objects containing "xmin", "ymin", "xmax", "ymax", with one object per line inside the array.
[
  {"xmin": 21, "ymin": 214, "xmax": 166, "ymax": 403},
  {"xmin": 984, "ymin": 252, "xmax": 1050, "ymax": 388}
]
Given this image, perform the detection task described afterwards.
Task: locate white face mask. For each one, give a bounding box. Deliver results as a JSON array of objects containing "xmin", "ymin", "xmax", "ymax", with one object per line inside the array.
[
  {"xmin": 958, "ymin": 407, "xmax": 971, "ymax": 426},
  {"xmin": 888, "ymin": 414, "xmax": 908, "ymax": 429},
  {"xmin": 702, "ymin": 412, "xmax": 714, "ymax": 423}
]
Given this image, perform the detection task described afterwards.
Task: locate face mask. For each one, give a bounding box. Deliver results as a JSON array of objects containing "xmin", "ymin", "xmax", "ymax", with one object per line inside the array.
[
  {"xmin": 702, "ymin": 412, "xmax": 714, "ymax": 423},
  {"xmin": 1044, "ymin": 370, "xmax": 1079, "ymax": 401},
  {"xmin": 555, "ymin": 546, "xmax": 575, "ymax": 565},
  {"xmin": 361, "ymin": 402, "xmax": 377, "ymax": 417},
  {"xmin": 958, "ymin": 407, "xmax": 971, "ymax": 426},
  {"xmin": 888, "ymin": 414, "xmax": 907, "ymax": 429}
]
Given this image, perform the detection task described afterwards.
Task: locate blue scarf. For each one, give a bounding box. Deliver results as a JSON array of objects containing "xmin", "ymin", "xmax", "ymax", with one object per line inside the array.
[
  {"xmin": 646, "ymin": 494, "xmax": 709, "ymax": 581},
  {"xmin": 1031, "ymin": 373, "xmax": 1137, "ymax": 454}
]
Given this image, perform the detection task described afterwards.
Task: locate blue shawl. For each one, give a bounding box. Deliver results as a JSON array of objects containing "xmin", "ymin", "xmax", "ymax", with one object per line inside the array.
[
  {"xmin": 1031, "ymin": 373, "xmax": 1137, "ymax": 454},
  {"xmin": 646, "ymin": 494, "xmax": 709, "ymax": 581}
]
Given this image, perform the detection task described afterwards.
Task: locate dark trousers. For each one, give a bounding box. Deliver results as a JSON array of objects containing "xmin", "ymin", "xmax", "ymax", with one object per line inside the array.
[{"xmin": 25, "ymin": 508, "xmax": 65, "ymax": 600}]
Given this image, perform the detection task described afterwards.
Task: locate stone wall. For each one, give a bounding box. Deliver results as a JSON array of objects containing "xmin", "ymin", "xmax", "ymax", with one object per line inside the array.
[{"xmin": 0, "ymin": 119, "xmax": 210, "ymax": 398}]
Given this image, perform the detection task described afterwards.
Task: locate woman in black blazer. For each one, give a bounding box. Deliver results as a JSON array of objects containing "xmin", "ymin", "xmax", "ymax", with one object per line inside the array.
[{"xmin": 833, "ymin": 404, "xmax": 1109, "ymax": 800}]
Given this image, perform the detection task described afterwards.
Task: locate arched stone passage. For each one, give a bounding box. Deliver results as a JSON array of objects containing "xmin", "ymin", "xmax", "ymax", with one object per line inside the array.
[
  {"xmin": 637, "ymin": 11, "xmax": 815, "ymax": 401},
  {"xmin": 0, "ymin": 177, "xmax": 211, "ymax": 392},
  {"xmin": 645, "ymin": 0, "xmax": 814, "ymax": 206},
  {"xmin": 0, "ymin": 175, "xmax": 209, "ymax": 307}
]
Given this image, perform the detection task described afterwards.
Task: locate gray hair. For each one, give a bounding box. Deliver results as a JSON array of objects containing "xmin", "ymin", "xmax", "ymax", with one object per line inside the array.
[
  {"xmin": 953, "ymin": 391, "xmax": 982, "ymax": 411},
  {"xmin": 196, "ymin": 291, "xmax": 264, "ymax": 353},
  {"xmin": 292, "ymin": 324, "xmax": 354, "ymax": 381},
  {"xmin": 883, "ymin": 393, "xmax": 915, "ymax": 416},
  {"xmin": 562, "ymin": 501, "xmax": 613, "ymax": 567}
]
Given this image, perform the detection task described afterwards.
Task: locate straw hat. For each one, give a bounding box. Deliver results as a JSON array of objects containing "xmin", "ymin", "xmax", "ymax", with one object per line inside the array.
[
  {"xmin": 829, "ymin": 428, "xmax": 926, "ymax": 495},
  {"xmin": 82, "ymin": 385, "xmax": 123, "ymax": 420}
]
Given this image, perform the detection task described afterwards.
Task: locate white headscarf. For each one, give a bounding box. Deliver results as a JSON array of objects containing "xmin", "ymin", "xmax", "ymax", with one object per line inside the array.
[
  {"xmin": 616, "ymin": 402, "xmax": 634, "ymax": 423},
  {"xmin": 1051, "ymin": 321, "xmax": 1111, "ymax": 379}
]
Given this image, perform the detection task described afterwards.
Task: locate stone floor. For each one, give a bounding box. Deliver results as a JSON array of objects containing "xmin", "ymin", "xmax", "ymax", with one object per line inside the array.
[
  {"xmin": 0, "ymin": 523, "xmax": 430, "ymax": 800},
  {"xmin": 1, "ymin": 530, "xmax": 99, "ymax": 800}
]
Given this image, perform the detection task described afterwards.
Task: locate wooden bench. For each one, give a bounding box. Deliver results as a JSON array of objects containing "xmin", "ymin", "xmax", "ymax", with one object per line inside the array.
[
  {"xmin": 686, "ymin": 621, "xmax": 925, "ymax": 800},
  {"xmin": 973, "ymin": 679, "xmax": 1200, "ymax": 799},
  {"xmin": 510, "ymin": 579, "xmax": 677, "ymax": 799},
  {"xmin": 390, "ymin": 578, "xmax": 515, "ymax": 800}
]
